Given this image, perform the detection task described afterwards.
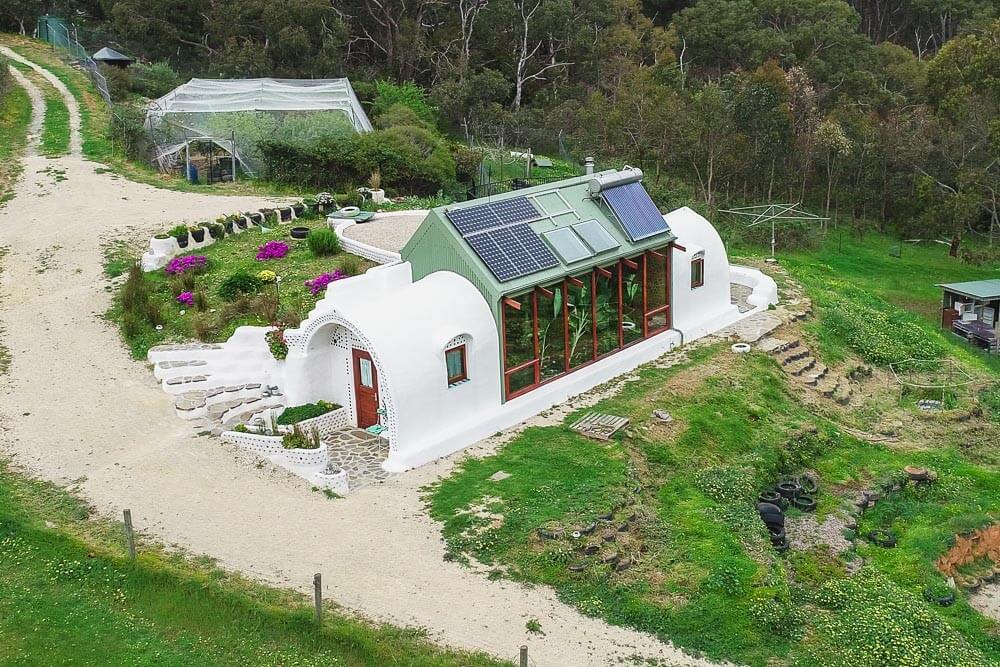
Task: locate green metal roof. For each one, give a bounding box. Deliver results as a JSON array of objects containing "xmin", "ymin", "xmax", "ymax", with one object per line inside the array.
[
  {"xmin": 937, "ymin": 279, "xmax": 1000, "ymax": 300},
  {"xmin": 401, "ymin": 173, "xmax": 676, "ymax": 316}
]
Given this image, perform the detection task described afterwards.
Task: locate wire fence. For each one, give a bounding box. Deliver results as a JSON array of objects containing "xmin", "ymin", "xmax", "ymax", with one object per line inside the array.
[{"xmin": 37, "ymin": 20, "xmax": 111, "ymax": 105}]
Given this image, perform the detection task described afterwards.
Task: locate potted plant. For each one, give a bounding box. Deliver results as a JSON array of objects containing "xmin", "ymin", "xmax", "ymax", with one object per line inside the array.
[
  {"xmin": 189, "ymin": 225, "xmax": 206, "ymax": 244},
  {"xmin": 235, "ymin": 213, "xmax": 248, "ymax": 230},
  {"xmin": 292, "ymin": 201, "xmax": 306, "ymax": 216},
  {"xmin": 151, "ymin": 232, "xmax": 176, "ymax": 255},
  {"xmin": 170, "ymin": 224, "xmax": 190, "ymax": 249},
  {"xmin": 368, "ymin": 169, "xmax": 385, "ymax": 204},
  {"xmin": 315, "ymin": 192, "xmax": 335, "ymax": 213},
  {"xmin": 208, "ymin": 222, "xmax": 225, "ymax": 240}
]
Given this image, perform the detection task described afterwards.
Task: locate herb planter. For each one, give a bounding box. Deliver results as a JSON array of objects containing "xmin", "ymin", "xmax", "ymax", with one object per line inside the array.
[
  {"xmin": 190, "ymin": 227, "xmax": 206, "ymax": 243},
  {"xmin": 290, "ymin": 226, "xmax": 310, "ymax": 240}
]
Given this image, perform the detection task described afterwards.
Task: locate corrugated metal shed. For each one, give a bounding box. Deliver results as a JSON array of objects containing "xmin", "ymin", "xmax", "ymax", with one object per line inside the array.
[{"xmin": 937, "ymin": 279, "xmax": 1000, "ymax": 300}]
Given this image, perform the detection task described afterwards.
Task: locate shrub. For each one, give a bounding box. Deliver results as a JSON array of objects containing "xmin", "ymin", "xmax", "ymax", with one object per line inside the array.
[
  {"xmin": 99, "ymin": 63, "xmax": 134, "ymax": 102},
  {"xmin": 122, "ymin": 311, "xmax": 144, "ymax": 338},
  {"xmin": 193, "ymin": 289, "xmax": 208, "ymax": 311},
  {"xmin": 193, "ymin": 314, "xmax": 215, "ymax": 341},
  {"xmin": 130, "ymin": 61, "xmax": 181, "ymax": 99},
  {"xmin": 121, "ymin": 263, "xmax": 150, "ymax": 316},
  {"xmin": 218, "ymin": 272, "xmax": 264, "ymax": 300},
  {"xmin": 106, "ymin": 103, "xmax": 152, "ymax": 161},
  {"xmin": 144, "ymin": 301, "xmax": 163, "ymax": 326},
  {"xmin": 282, "ymin": 424, "xmax": 321, "ymax": 450},
  {"xmin": 338, "ymin": 254, "xmax": 361, "ymax": 276},
  {"xmin": 371, "ymin": 81, "xmax": 436, "ymax": 125},
  {"xmin": 307, "ymin": 229, "xmax": 340, "ymax": 257},
  {"xmin": 276, "ymin": 400, "xmax": 340, "ymax": 425}
]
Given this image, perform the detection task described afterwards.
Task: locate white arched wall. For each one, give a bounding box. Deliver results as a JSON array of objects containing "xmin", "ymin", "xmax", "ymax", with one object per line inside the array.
[{"xmin": 667, "ymin": 207, "xmax": 741, "ymax": 339}]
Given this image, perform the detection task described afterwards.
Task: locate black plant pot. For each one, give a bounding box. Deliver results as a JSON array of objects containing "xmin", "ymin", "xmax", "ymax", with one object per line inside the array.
[
  {"xmin": 292, "ymin": 203, "xmax": 305, "ymax": 216},
  {"xmin": 224, "ymin": 221, "xmax": 234, "ymax": 234},
  {"xmin": 190, "ymin": 228, "xmax": 205, "ymax": 243},
  {"xmin": 236, "ymin": 218, "xmax": 248, "ymax": 230},
  {"xmin": 280, "ymin": 208, "xmax": 293, "ymax": 222},
  {"xmin": 175, "ymin": 235, "xmax": 189, "ymax": 248},
  {"xmin": 290, "ymin": 227, "xmax": 310, "ymax": 240}
]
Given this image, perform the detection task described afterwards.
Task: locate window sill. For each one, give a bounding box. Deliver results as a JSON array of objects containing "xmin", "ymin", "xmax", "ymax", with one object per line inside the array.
[{"xmin": 448, "ymin": 378, "xmax": 470, "ymax": 388}]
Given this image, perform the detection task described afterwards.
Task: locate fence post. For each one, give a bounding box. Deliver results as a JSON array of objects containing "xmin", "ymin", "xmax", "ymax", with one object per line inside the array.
[
  {"xmin": 519, "ymin": 645, "xmax": 528, "ymax": 667},
  {"xmin": 313, "ymin": 573, "xmax": 322, "ymax": 624},
  {"xmin": 123, "ymin": 509, "xmax": 136, "ymax": 560}
]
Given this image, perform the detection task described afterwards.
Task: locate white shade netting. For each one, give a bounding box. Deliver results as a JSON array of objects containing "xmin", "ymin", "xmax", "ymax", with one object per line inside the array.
[{"xmin": 146, "ymin": 78, "xmax": 373, "ymax": 175}]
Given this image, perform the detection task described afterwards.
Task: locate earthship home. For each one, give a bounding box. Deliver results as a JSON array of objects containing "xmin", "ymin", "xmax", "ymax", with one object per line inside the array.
[{"xmin": 149, "ymin": 168, "xmax": 777, "ymax": 483}]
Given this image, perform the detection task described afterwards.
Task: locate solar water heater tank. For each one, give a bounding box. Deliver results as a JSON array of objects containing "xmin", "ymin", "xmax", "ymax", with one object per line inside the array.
[{"xmin": 587, "ymin": 167, "xmax": 644, "ymax": 196}]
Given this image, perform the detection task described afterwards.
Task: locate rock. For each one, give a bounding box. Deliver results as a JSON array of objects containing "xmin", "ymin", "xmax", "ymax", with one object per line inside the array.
[
  {"xmin": 652, "ymin": 410, "xmax": 672, "ymax": 423},
  {"xmin": 489, "ymin": 470, "xmax": 511, "ymax": 482}
]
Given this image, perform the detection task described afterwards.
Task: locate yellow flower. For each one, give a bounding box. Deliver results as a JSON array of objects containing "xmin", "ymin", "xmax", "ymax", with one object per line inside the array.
[{"xmin": 257, "ymin": 270, "xmax": 277, "ymax": 283}]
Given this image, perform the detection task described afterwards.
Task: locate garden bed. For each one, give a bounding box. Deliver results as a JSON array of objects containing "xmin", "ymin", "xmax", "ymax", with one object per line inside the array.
[{"xmin": 108, "ymin": 213, "xmax": 373, "ymax": 358}]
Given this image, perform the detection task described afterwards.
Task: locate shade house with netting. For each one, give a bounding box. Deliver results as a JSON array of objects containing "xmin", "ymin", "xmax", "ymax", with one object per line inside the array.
[{"xmin": 146, "ymin": 78, "xmax": 372, "ymax": 179}]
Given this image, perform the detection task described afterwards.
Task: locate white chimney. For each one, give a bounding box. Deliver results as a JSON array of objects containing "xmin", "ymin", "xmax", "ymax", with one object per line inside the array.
[{"xmin": 584, "ymin": 157, "xmax": 595, "ymax": 175}]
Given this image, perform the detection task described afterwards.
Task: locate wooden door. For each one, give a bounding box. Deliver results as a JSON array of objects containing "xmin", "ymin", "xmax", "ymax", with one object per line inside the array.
[
  {"xmin": 352, "ymin": 349, "xmax": 379, "ymax": 428},
  {"xmin": 941, "ymin": 307, "xmax": 958, "ymax": 330}
]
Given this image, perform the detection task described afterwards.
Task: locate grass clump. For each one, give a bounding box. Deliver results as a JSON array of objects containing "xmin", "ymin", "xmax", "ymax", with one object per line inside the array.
[
  {"xmin": 218, "ymin": 271, "xmax": 264, "ymax": 300},
  {"xmin": 276, "ymin": 401, "xmax": 340, "ymax": 425},
  {"xmin": 307, "ymin": 228, "xmax": 341, "ymax": 257},
  {"xmin": 39, "ymin": 92, "xmax": 70, "ymax": 156}
]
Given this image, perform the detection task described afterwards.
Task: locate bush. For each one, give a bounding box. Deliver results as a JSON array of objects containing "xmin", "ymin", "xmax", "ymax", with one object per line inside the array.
[
  {"xmin": 106, "ymin": 103, "xmax": 152, "ymax": 161},
  {"xmin": 98, "ymin": 63, "xmax": 133, "ymax": 102},
  {"xmin": 371, "ymin": 81, "xmax": 436, "ymax": 125},
  {"xmin": 276, "ymin": 400, "xmax": 340, "ymax": 425},
  {"xmin": 218, "ymin": 272, "xmax": 264, "ymax": 300},
  {"xmin": 130, "ymin": 61, "xmax": 182, "ymax": 99},
  {"xmin": 307, "ymin": 228, "xmax": 340, "ymax": 257}
]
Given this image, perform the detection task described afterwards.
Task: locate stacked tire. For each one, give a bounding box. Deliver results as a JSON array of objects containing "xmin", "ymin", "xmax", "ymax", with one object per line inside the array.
[{"xmin": 758, "ymin": 502, "xmax": 788, "ymax": 552}]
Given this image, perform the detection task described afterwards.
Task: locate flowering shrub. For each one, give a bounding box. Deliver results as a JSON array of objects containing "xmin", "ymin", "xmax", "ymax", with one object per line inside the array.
[
  {"xmin": 256, "ymin": 241, "xmax": 289, "ymax": 261},
  {"xmin": 164, "ymin": 255, "xmax": 207, "ymax": 275},
  {"xmin": 176, "ymin": 291, "xmax": 194, "ymax": 307},
  {"xmin": 304, "ymin": 270, "xmax": 346, "ymax": 295},
  {"xmin": 823, "ymin": 288, "xmax": 942, "ymax": 365},
  {"xmin": 315, "ymin": 192, "xmax": 335, "ymax": 206},
  {"xmin": 266, "ymin": 325, "xmax": 288, "ymax": 360},
  {"xmin": 257, "ymin": 270, "xmax": 277, "ymax": 283}
]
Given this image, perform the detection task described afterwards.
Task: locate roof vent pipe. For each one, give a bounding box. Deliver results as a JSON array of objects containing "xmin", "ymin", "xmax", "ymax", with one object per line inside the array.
[
  {"xmin": 584, "ymin": 156, "xmax": 595, "ymax": 175},
  {"xmin": 587, "ymin": 166, "xmax": 643, "ymax": 196}
]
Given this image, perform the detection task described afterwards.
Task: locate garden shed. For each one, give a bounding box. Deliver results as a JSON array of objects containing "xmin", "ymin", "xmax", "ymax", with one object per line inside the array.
[
  {"xmin": 92, "ymin": 46, "xmax": 133, "ymax": 67},
  {"xmin": 938, "ymin": 279, "xmax": 1000, "ymax": 353},
  {"xmin": 145, "ymin": 77, "xmax": 372, "ymax": 175}
]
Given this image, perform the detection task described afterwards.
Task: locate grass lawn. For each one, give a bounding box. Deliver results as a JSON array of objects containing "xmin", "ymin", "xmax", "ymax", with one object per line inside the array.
[
  {"xmin": 428, "ymin": 345, "xmax": 999, "ymax": 666},
  {"xmin": 106, "ymin": 214, "xmax": 373, "ymax": 359},
  {"xmin": 7, "ymin": 58, "xmax": 70, "ymax": 157},
  {"xmin": 0, "ymin": 462, "xmax": 503, "ymax": 667},
  {"xmin": 0, "ymin": 59, "xmax": 32, "ymax": 205}
]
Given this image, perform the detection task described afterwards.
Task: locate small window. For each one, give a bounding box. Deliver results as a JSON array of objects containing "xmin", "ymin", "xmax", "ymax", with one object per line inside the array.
[
  {"xmin": 445, "ymin": 345, "xmax": 468, "ymax": 386},
  {"xmin": 691, "ymin": 257, "xmax": 704, "ymax": 288}
]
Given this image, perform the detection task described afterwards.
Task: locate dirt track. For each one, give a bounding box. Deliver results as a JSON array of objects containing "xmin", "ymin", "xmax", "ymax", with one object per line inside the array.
[{"xmin": 0, "ymin": 46, "xmax": 721, "ymax": 666}]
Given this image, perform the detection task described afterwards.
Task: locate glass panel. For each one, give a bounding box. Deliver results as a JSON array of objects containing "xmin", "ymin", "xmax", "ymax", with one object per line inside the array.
[
  {"xmin": 645, "ymin": 250, "xmax": 668, "ymax": 334},
  {"xmin": 507, "ymin": 365, "xmax": 536, "ymax": 396},
  {"xmin": 567, "ymin": 275, "xmax": 595, "ymax": 368},
  {"xmin": 691, "ymin": 258, "xmax": 704, "ymax": 286},
  {"xmin": 359, "ymin": 358, "xmax": 374, "ymax": 387},
  {"xmin": 503, "ymin": 292, "xmax": 534, "ymax": 369},
  {"xmin": 595, "ymin": 265, "xmax": 620, "ymax": 356},
  {"xmin": 537, "ymin": 283, "xmax": 566, "ymax": 381},
  {"xmin": 542, "ymin": 228, "xmax": 592, "ymax": 264},
  {"xmin": 621, "ymin": 256, "xmax": 644, "ymax": 345},
  {"xmin": 572, "ymin": 219, "xmax": 619, "ymax": 254},
  {"xmin": 446, "ymin": 348, "xmax": 464, "ymax": 382}
]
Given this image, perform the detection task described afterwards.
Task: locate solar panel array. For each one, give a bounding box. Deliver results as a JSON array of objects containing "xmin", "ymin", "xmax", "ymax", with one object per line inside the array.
[
  {"xmin": 601, "ymin": 181, "xmax": 670, "ymax": 242},
  {"xmin": 445, "ymin": 197, "xmax": 558, "ymax": 282}
]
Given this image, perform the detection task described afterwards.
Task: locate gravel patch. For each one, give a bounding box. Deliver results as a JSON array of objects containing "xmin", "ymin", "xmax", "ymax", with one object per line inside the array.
[
  {"xmin": 340, "ymin": 212, "xmax": 426, "ymax": 253},
  {"xmin": 786, "ymin": 513, "xmax": 853, "ymax": 555}
]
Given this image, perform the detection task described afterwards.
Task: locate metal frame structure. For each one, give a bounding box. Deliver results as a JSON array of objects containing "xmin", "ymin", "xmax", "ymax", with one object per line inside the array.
[{"xmin": 718, "ymin": 203, "xmax": 828, "ymax": 258}]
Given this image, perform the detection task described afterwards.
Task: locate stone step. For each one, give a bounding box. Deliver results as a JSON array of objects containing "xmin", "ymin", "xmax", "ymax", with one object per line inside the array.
[
  {"xmin": 774, "ymin": 345, "xmax": 809, "ymax": 365},
  {"xmin": 816, "ymin": 376, "xmax": 839, "ymax": 396},
  {"xmin": 802, "ymin": 364, "xmax": 828, "ymax": 385},
  {"xmin": 163, "ymin": 374, "xmax": 212, "ymax": 393},
  {"xmin": 756, "ymin": 337, "xmax": 789, "ymax": 353},
  {"xmin": 786, "ymin": 355, "xmax": 817, "ymax": 376},
  {"xmin": 833, "ymin": 379, "xmax": 853, "ymax": 405}
]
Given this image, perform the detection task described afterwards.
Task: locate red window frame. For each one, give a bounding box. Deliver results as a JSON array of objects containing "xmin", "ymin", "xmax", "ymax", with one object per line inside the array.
[
  {"xmin": 691, "ymin": 257, "xmax": 704, "ymax": 288},
  {"xmin": 445, "ymin": 345, "xmax": 468, "ymax": 385}
]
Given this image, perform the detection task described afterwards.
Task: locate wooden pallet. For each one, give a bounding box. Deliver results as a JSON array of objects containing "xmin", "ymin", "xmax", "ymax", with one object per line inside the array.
[{"xmin": 570, "ymin": 412, "xmax": 629, "ymax": 441}]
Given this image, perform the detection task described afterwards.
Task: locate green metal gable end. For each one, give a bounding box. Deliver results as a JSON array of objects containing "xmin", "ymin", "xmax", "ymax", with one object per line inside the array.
[
  {"xmin": 401, "ymin": 173, "xmax": 676, "ymax": 326},
  {"xmin": 937, "ymin": 279, "xmax": 1000, "ymax": 301}
]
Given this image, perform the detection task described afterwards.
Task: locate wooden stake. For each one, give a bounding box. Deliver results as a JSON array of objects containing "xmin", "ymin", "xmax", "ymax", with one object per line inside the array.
[
  {"xmin": 123, "ymin": 509, "xmax": 136, "ymax": 560},
  {"xmin": 519, "ymin": 645, "xmax": 528, "ymax": 667},
  {"xmin": 313, "ymin": 573, "xmax": 322, "ymax": 624}
]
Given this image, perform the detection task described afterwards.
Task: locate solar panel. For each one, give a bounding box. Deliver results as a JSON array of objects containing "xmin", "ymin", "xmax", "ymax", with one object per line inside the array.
[
  {"xmin": 465, "ymin": 233, "xmax": 518, "ymax": 282},
  {"xmin": 542, "ymin": 228, "xmax": 593, "ymax": 264},
  {"xmin": 601, "ymin": 182, "xmax": 669, "ymax": 242},
  {"xmin": 572, "ymin": 219, "xmax": 619, "ymax": 253},
  {"xmin": 445, "ymin": 197, "xmax": 553, "ymax": 282},
  {"xmin": 447, "ymin": 202, "xmax": 500, "ymax": 235},
  {"xmin": 510, "ymin": 224, "xmax": 558, "ymax": 270}
]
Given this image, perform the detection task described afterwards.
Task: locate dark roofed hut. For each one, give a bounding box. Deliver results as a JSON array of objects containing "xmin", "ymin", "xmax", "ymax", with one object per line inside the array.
[{"xmin": 92, "ymin": 47, "xmax": 134, "ymax": 68}]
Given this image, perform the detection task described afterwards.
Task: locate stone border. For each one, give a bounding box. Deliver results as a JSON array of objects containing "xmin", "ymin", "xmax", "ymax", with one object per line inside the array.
[
  {"xmin": 330, "ymin": 213, "xmax": 411, "ymax": 266},
  {"xmin": 221, "ymin": 430, "xmax": 328, "ymax": 467}
]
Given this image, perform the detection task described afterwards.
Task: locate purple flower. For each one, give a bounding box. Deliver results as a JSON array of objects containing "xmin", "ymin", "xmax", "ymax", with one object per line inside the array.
[
  {"xmin": 176, "ymin": 291, "xmax": 194, "ymax": 307},
  {"xmin": 165, "ymin": 255, "xmax": 207, "ymax": 275},
  {"xmin": 304, "ymin": 270, "xmax": 346, "ymax": 295},
  {"xmin": 256, "ymin": 241, "xmax": 290, "ymax": 261}
]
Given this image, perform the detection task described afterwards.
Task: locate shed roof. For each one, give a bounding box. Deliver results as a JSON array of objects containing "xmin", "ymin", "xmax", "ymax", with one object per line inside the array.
[
  {"xmin": 92, "ymin": 47, "xmax": 133, "ymax": 63},
  {"xmin": 937, "ymin": 279, "xmax": 1000, "ymax": 300},
  {"xmin": 401, "ymin": 170, "xmax": 676, "ymax": 310}
]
